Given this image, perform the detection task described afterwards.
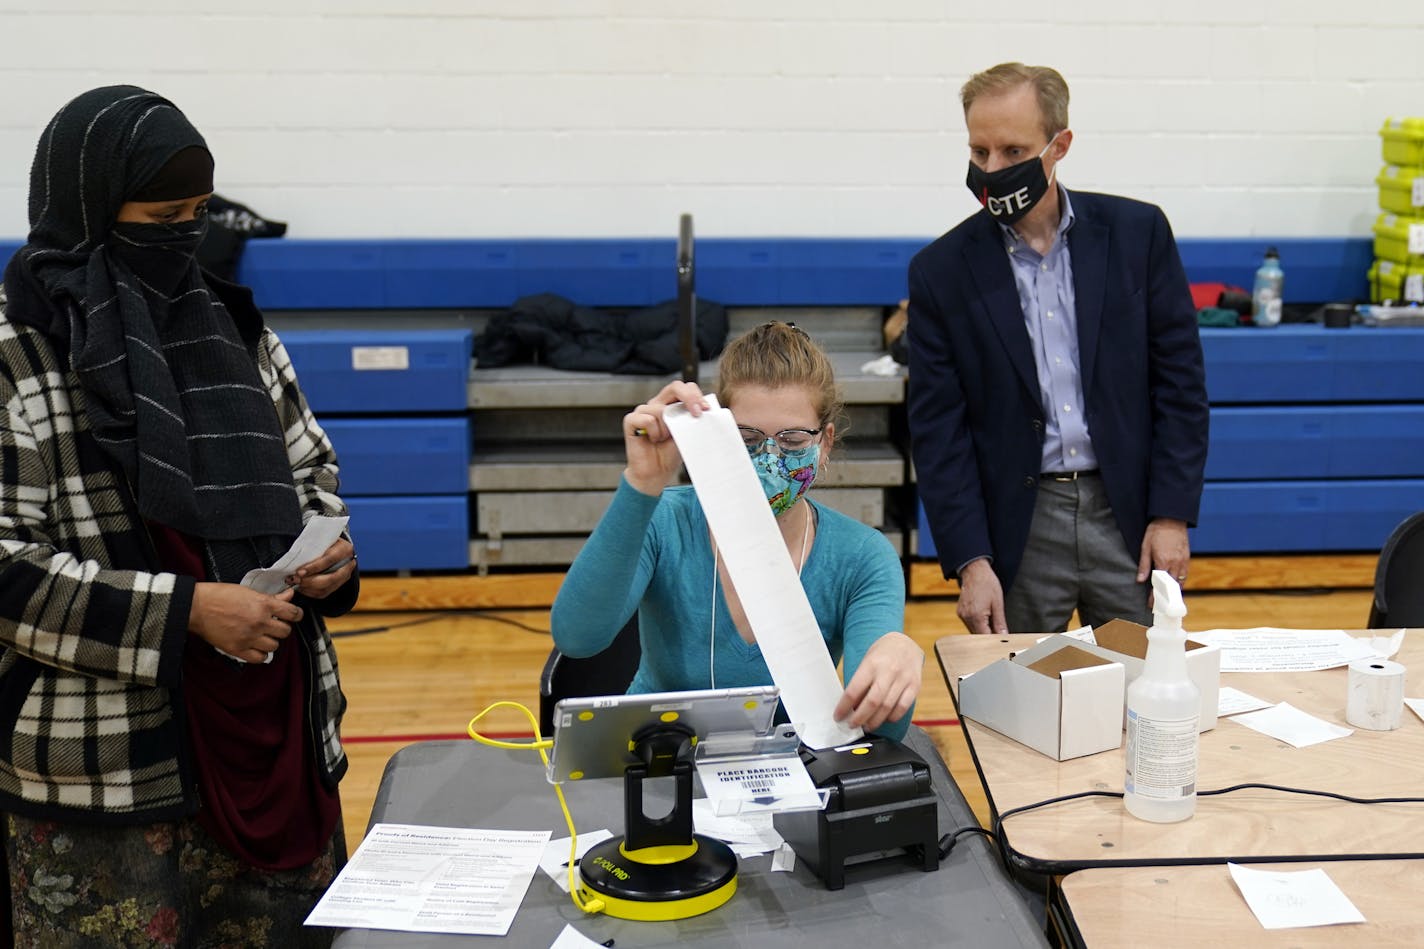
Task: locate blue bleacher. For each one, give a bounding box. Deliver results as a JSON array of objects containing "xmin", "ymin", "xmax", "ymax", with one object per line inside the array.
[{"xmin": 7, "ymin": 234, "xmax": 1418, "ymax": 570}]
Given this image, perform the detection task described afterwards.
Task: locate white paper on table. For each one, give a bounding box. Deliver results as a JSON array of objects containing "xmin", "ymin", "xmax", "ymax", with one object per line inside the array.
[
  {"xmin": 692, "ymin": 799, "xmax": 784, "ymax": 855},
  {"xmin": 771, "ymin": 842, "xmax": 797, "ymax": 872},
  {"xmin": 303, "ymin": 822, "xmax": 549, "ymax": 936},
  {"xmin": 550, "ymin": 923, "xmax": 608, "ymax": 948},
  {"xmin": 241, "ymin": 514, "xmax": 350, "ymax": 594},
  {"xmin": 1189, "ymin": 628, "xmax": 1377, "ymax": 672},
  {"xmin": 537, "ymin": 829, "xmax": 614, "ymax": 893},
  {"xmin": 1366, "ymin": 628, "xmax": 1406, "ymax": 660},
  {"xmin": 1218, "ymin": 686, "xmax": 1274, "ymax": 717},
  {"xmin": 1228, "ymin": 702, "xmax": 1353, "ymax": 748},
  {"xmin": 1405, "ymin": 697, "xmax": 1424, "ymax": 724},
  {"xmin": 696, "ymin": 752, "xmax": 823, "ymax": 816},
  {"xmin": 664, "ymin": 397, "xmax": 861, "ymax": 750},
  {"xmin": 1227, "ymin": 863, "xmax": 1366, "ymax": 930}
]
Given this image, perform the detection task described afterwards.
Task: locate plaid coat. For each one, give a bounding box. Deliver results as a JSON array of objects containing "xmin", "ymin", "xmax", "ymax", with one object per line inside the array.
[{"xmin": 0, "ymin": 283, "xmax": 348, "ymax": 822}]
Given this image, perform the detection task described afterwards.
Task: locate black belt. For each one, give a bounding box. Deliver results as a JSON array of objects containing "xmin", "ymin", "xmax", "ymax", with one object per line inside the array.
[{"xmin": 1040, "ymin": 470, "xmax": 1099, "ymax": 482}]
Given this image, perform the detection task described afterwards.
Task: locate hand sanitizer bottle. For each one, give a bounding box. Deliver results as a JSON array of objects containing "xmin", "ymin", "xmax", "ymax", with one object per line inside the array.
[{"xmin": 1124, "ymin": 570, "xmax": 1199, "ymax": 823}]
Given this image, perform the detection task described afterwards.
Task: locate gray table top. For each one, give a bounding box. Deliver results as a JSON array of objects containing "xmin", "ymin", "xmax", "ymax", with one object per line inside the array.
[{"xmin": 330, "ymin": 727, "xmax": 1047, "ymax": 948}]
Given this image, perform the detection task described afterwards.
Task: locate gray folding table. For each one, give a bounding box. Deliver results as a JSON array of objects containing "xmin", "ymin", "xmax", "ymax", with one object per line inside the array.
[{"xmin": 329, "ymin": 726, "xmax": 1048, "ymax": 948}]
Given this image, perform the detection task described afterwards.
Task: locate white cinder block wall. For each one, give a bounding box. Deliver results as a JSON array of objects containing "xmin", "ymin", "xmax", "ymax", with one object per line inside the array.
[{"xmin": 1, "ymin": 0, "xmax": 1421, "ymax": 239}]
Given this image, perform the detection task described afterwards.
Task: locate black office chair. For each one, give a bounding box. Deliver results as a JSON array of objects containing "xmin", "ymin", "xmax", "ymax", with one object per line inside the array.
[
  {"xmin": 1368, "ymin": 511, "xmax": 1424, "ymax": 628},
  {"xmin": 538, "ymin": 615, "xmax": 642, "ymax": 739}
]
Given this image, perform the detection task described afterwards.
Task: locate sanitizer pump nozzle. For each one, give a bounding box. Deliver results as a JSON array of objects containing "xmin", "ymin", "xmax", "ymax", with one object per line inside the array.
[{"xmin": 1124, "ymin": 570, "xmax": 1198, "ymax": 823}]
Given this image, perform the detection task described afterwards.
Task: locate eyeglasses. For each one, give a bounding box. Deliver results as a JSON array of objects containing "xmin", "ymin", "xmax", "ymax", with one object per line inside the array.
[{"xmin": 738, "ymin": 425, "xmax": 822, "ymax": 456}]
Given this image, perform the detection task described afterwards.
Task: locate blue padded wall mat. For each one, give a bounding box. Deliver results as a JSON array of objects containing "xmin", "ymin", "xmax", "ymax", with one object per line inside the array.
[
  {"xmin": 323, "ymin": 417, "xmax": 471, "ymax": 496},
  {"xmin": 215, "ymin": 237, "xmax": 1376, "ymax": 311},
  {"xmin": 344, "ymin": 495, "xmax": 470, "ymax": 571},
  {"xmin": 1202, "ymin": 326, "xmax": 1424, "ymax": 403},
  {"xmin": 2, "ymin": 236, "xmax": 1372, "ymax": 309}
]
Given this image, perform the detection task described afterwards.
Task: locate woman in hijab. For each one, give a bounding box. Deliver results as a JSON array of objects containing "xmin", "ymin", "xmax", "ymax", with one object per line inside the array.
[{"xmin": 0, "ymin": 86, "xmax": 357, "ymax": 946}]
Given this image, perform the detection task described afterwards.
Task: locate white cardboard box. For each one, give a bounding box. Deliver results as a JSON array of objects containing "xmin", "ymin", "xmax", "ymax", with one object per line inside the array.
[
  {"xmin": 1075, "ymin": 619, "xmax": 1221, "ymax": 733},
  {"xmin": 957, "ymin": 635, "xmax": 1125, "ymax": 761}
]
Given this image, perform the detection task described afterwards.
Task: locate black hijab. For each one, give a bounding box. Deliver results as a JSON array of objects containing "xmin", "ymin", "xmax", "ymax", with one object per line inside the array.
[{"xmin": 2, "ymin": 85, "xmax": 303, "ymax": 581}]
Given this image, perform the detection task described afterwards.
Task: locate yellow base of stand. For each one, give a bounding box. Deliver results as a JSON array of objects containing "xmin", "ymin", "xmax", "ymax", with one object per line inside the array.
[{"xmin": 578, "ymin": 834, "xmax": 738, "ymax": 921}]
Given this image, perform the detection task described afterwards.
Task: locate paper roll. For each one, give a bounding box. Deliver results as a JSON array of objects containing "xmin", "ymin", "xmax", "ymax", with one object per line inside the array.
[{"xmin": 1345, "ymin": 659, "xmax": 1406, "ymax": 731}]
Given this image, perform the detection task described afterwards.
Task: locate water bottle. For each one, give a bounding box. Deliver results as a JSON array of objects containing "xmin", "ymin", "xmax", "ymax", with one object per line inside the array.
[
  {"xmin": 1124, "ymin": 571, "xmax": 1199, "ymax": 823},
  {"xmin": 1252, "ymin": 247, "xmax": 1284, "ymax": 327}
]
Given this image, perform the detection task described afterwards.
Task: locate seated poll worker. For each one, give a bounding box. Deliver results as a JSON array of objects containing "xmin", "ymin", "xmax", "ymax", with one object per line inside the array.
[
  {"xmin": 551, "ymin": 322, "xmax": 922, "ymax": 740},
  {"xmin": 0, "ymin": 86, "xmax": 357, "ymax": 946}
]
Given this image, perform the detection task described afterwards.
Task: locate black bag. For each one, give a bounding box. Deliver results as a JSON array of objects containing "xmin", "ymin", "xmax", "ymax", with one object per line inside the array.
[
  {"xmin": 476, "ymin": 293, "xmax": 729, "ymax": 374},
  {"xmin": 197, "ymin": 194, "xmax": 287, "ymax": 281}
]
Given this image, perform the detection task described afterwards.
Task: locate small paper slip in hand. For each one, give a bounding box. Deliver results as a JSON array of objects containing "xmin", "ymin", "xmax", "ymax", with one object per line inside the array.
[
  {"xmin": 240, "ymin": 515, "xmax": 350, "ymax": 594},
  {"xmin": 1228, "ymin": 702, "xmax": 1352, "ymax": 748},
  {"xmin": 214, "ymin": 515, "xmax": 351, "ymax": 664},
  {"xmin": 1228, "ymin": 863, "xmax": 1366, "ymax": 930}
]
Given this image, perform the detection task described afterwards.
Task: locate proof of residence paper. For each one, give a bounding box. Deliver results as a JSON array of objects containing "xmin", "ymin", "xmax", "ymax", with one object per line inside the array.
[
  {"xmin": 303, "ymin": 823, "xmax": 549, "ymax": 936},
  {"xmin": 664, "ymin": 397, "xmax": 862, "ymax": 750}
]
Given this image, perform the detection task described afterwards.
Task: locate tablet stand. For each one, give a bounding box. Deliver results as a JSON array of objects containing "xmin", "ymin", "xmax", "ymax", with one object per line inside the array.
[{"xmin": 578, "ymin": 722, "xmax": 738, "ymax": 921}]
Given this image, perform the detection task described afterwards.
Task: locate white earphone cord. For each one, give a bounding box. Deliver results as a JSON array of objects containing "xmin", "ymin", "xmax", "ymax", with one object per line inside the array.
[{"xmin": 710, "ymin": 503, "xmax": 812, "ymax": 689}]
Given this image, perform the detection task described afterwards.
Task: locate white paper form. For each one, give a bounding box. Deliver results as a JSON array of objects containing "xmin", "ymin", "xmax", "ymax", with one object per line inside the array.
[
  {"xmin": 1227, "ymin": 863, "xmax": 1366, "ymax": 930},
  {"xmin": 303, "ymin": 822, "xmax": 549, "ymax": 936},
  {"xmin": 537, "ymin": 829, "xmax": 614, "ymax": 893},
  {"xmin": 550, "ymin": 924, "xmax": 609, "ymax": 948},
  {"xmin": 1228, "ymin": 702, "xmax": 1353, "ymax": 748},
  {"xmin": 241, "ymin": 514, "xmax": 350, "ymax": 594},
  {"xmin": 663, "ymin": 397, "xmax": 862, "ymax": 750},
  {"xmin": 1217, "ymin": 686, "xmax": 1274, "ymax": 717},
  {"xmin": 692, "ymin": 799, "xmax": 785, "ymax": 857},
  {"xmin": 1189, "ymin": 628, "xmax": 1379, "ymax": 673}
]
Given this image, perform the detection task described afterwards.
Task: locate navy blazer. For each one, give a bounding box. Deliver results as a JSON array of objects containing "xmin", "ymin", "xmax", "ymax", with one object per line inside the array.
[{"xmin": 906, "ymin": 190, "xmax": 1209, "ymax": 592}]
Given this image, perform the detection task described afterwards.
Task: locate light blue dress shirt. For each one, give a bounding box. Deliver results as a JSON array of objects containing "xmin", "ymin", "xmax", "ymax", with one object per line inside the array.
[{"xmin": 1000, "ymin": 186, "xmax": 1098, "ymax": 474}]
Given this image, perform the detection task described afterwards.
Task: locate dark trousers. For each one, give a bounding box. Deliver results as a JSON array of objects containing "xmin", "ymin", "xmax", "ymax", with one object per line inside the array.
[{"xmin": 1003, "ymin": 473, "xmax": 1151, "ymax": 633}]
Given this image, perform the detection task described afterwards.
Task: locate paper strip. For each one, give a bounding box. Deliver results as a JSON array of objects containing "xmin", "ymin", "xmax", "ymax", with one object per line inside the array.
[{"xmin": 664, "ymin": 397, "xmax": 861, "ymax": 749}]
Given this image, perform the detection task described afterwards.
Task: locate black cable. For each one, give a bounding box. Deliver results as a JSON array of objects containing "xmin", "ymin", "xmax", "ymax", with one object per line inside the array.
[
  {"xmin": 994, "ymin": 783, "xmax": 1424, "ymax": 829},
  {"xmin": 328, "ymin": 609, "xmax": 551, "ymax": 638},
  {"xmin": 938, "ymin": 824, "xmax": 996, "ymax": 860}
]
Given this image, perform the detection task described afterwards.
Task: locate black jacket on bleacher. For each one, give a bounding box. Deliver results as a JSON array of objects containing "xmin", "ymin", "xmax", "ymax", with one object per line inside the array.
[{"xmin": 475, "ymin": 292, "xmax": 728, "ymax": 374}]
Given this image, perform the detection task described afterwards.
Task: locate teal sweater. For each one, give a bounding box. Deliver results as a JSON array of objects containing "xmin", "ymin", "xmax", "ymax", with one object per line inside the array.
[{"xmin": 551, "ymin": 479, "xmax": 911, "ymax": 740}]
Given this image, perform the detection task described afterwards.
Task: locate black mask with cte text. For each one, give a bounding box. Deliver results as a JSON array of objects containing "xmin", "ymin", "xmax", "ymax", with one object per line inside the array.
[{"xmin": 965, "ymin": 132, "xmax": 1060, "ymax": 225}]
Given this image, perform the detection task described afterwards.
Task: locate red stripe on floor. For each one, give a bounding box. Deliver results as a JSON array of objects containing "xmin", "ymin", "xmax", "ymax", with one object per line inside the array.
[{"xmin": 344, "ymin": 718, "xmax": 959, "ymax": 744}]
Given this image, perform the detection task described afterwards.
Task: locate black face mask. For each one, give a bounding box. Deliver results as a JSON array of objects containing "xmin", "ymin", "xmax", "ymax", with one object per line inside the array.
[
  {"xmin": 964, "ymin": 133, "xmax": 1060, "ymax": 225},
  {"xmin": 109, "ymin": 218, "xmax": 207, "ymax": 295}
]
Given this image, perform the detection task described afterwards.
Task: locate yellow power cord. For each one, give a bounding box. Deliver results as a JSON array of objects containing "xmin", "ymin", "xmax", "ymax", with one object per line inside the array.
[{"xmin": 466, "ymin": 701, "xmax": 607, "ymax": 915}]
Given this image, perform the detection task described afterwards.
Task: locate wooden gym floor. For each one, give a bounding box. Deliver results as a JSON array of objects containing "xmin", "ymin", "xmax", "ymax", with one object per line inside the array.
[{"xmin": 331, "ymin": 574, "xmax": 1374, "ymax": 851}]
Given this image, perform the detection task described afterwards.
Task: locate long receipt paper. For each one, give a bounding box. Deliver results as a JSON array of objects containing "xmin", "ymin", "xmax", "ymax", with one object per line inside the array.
[{"xmin": 664, "ymin": 396, "xmax": 861, "ymax": 750}]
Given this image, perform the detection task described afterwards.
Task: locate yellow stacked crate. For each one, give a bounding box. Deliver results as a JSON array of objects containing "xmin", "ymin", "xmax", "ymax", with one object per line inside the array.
[{"xmin": 1370, "ymin": 119, "xmax": 1424, "ymax": 303}]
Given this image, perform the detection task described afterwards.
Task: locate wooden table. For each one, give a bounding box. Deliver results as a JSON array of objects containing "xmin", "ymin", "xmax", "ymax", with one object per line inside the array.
[
  {"xmin": 1059, "ymin": 861, "xmax": 1424, "ymax": 946},
  {"xmin": 935, "ymin": 630, "xmax": 1424, "ymax": 875}
]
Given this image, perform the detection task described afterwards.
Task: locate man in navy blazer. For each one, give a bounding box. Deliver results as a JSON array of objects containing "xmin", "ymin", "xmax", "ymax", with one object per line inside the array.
[{"xmin": 907, "ymin": 63, "xmax": 1208, "ymax": 635}]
